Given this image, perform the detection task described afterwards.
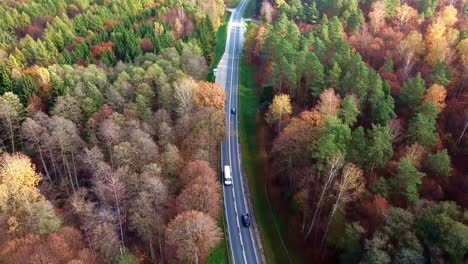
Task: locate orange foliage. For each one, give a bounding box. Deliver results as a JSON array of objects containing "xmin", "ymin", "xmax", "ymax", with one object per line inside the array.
[
  {"xmin": 0, "ymin": 227, "xmax": 97, "ymax": 263},
  {"xmin": 178, "ymin": 160, "xmax": 217, "ymax": 186},
  {"xmin": 423, "ymin": 84, "xmax": 447, "ymax": 110},
  {"xmin": 91, "ymin": 42, "xmax": 114, "ymax": 59},
  {"xmin": 104, "ymin": 20, "xmax": 117, "ymax": 32},
  {"xmin": 166, "ymin": 211, "xmax": 221, "ymax": 263},
  {"xmin": 194, "ymin": 81, "xmax": 226, "ymax": 110}
]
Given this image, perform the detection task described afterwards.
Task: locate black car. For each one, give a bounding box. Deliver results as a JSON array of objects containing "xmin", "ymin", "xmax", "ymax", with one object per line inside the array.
[
  {"xmin": 241, "ymin": 213, "xmax": 250, "ymax": 227},
  {"xmin": 231, "ymin": 107, "xmax": 236, "ymax": 114}
]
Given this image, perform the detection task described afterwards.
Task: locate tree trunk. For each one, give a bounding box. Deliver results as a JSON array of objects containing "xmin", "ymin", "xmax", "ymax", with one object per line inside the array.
[
  {"xmin": 458, "ymin": 118, "xmax": 468, "ymax": 144},
  {"xmin": 304, "ymin": 158, "xmax": 341, "ymax": 240},
  {"xmin": 7, "ymin": 116, "xmax": 15, "ymax": 153}
]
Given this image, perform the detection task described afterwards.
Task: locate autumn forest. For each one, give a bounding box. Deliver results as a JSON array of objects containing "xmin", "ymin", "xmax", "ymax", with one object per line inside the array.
[{"xmin": 0, "ymin": 0, "xmax": 466, "ymax": 263}]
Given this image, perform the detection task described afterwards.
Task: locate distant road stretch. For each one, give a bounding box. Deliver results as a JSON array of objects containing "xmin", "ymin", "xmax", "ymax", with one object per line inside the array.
[{"xmin": 216, "ymin": 0, "xmax": 261, "ymax": 263}]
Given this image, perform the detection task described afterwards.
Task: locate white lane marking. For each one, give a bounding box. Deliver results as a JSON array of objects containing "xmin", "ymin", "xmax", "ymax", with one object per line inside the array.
[
  {"xmin": 227, "ymin": 2, "xmax": 248, "ymax": 263},
  {"xmin": 221, "ymin": 151, "xmax": 236, "ymax": 263},
  {"xmin": 231, "ymin": 0, "xmax": 261, "ymax": 262}
]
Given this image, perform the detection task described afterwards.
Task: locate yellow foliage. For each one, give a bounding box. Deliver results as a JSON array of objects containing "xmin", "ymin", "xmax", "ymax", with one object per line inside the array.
[
  {"xmin": 265, "ymin": 93, "xmax": 292, "ymax": 126},
  {"xmin": 423, "ymin": 84, "xmax": 447, "ymax": 110},
  {"xmin": 0, "ymin": 153, "xmax": 42, "ymax": 213}
]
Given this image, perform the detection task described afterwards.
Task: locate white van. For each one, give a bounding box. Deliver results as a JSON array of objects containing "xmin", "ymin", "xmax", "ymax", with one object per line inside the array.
[{"xmin": 224, "ymin": 165, "xmax": 232, "ymax": 186}]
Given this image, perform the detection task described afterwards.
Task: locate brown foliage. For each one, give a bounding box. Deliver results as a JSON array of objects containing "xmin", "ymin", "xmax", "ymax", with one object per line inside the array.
[
  {"xmin": 0, "ymin": 227, "xmax": 97, "ymax": 263},
  {"xmin": 176, "ymin": 178, "xmax": 221, "ymax": 219},
  {"xmin": 161, "ymin": 8, "xmax": 195, "ymax": 38},
  {"xmin": 178, "ymin": 160, "xmax": 217, "ymax": 186},
  {"xmin": 67, "ymin": 5, "xmax": 81, "ymax": 18},
  {"xmin": 166, "ymin": 210, "xmax": 221, "ymax": 263},
  {"xmin": 194, "ymin": 81, "xmax": 226, "ymax": 111},
  {"xmin": 140, "ymin": 37, "xmax": 154, "ymax": 53}
]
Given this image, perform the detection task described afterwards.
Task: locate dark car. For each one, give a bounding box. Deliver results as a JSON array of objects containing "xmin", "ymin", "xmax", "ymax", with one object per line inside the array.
[
  {"xmin": 231, "ymin": 107, "xmax": 236, "ymax": 114},
  {"xmin": 241, "ymin": 213, "xmax": 250, "ymax": 227}
]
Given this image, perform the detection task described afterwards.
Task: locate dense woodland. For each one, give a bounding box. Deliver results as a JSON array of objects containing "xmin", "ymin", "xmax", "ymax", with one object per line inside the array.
[
  {"xmin": 245, "ymin": 0, "xmax": 467, "ymax": 263},
  {"xmin": 0, "ymin": 0, "xmax": 228, "ymax": 263}
]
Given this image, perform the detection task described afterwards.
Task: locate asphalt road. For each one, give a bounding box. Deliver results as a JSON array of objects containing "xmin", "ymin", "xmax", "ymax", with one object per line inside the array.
[{"xmin": 216, "ymin": 0, "xmax": 261, "ymax": 263}]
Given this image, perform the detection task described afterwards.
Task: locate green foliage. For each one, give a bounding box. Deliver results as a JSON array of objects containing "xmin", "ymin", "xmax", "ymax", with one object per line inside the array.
[
  {"xmin": 430, "ymin": 61, "xmax": 452, "ymax": 86},
  {"xmin": 314, "ymin": 117, "xmax": 351, "ymax": 171},
  {"xmin": 197, "ymin": 16, "xmax": 216, "ymax": 65},
  {"xmin": 14, "ymin": 75, "xmax": 39, "ymax": 104},
  {"xmin": 116, "ymin": 251, "xmax": 139, "ymax": 264},
  {"xmin": 307, "ymin": 53, "xmax": 325, "ymax": 97},
  {"xmin": 0, "ymin": 63, "xmax": 13, "ymax": 95},
  {"xmin": 389, "ymin": 157, "xmax": 425, "ymax": 203},
  {"xmin": 304, "ymin": 2, "xmax": 320, "ymax": 23},
  {"xmin": 384, "ymin": 0, "xmax": 400, "ymax": 16},
  {"xmin": 112, "ymin": 25, "xmax": 142, "ymax": 62},
  {"xmin": 347, "ymin": 127, "xmax": 367, "ymax": 166},
  {"xmin": 27, "ymin": 200, "xmax": 62, "ymax": 236},
  {"xmin": 399, "ymin": 73, "xmax": 425, "ymax": 111},
  {"xmin": 407, "ymin": 103, "xmax": 439, "ymax": 148},
  {"xmin": 416, "ymin": 202, "xmax": 468, "ymax": 263},
  {"xmin": 341, "ymin": 54, "xmax": 370, "ymax": 103},
  {"xmin": 367, "ymin": 124, "xmax": 393, "ymax": 169},
  {"xmin": 339, "ymin": 95, "xmax": 360, "ymax": 126},
  {"xmin": 418, "ymin": 0, "xmax": 438, "ymax": 17},
  {"xmin": 339, "ymin": 222, "xmax": 365, "ymax": 264},
  {"xmin": 370, "ymin": 177, "xmax": 389, "ymax": 198},
  {"xmin": 425, "ymin": 149, "xmax": 451, "ymax": 177}
]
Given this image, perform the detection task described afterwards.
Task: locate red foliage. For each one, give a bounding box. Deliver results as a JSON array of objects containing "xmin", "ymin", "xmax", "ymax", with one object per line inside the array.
[
  {"xmin": 91, "ymin": 104, "xmax": 114, "ymax": 123},
  {"xmin": 104, "ymin": 20, "xmax": 118, "ymax": 32},
  {"xmin": 297, "ymin": 22, "xmax": 315, "ymax": 34},
  {"xmin": 16, "ymin": 16, "xmax": 53, "ymax": 39},
  {"xmin": 178, "ymin": 160, "xmax": 217, "ymax": 187},
  {"xmin": 91, "ymin": 42, "xmax": 114, "ymax": 59},
  {"xmin": 26, "ymin": 94, "xmax": 45, "ymax": 114},
  {"xmin": 140, "ymin": 37, "xmax": 154, "ymax": 53},
  {"xmin": 0, "ymin": 227, "xmax": 97, "ymax": 263},
  {"xmin": 67, "ymin": 5, "xmax": 81, "ymax": 18},
  {"xmin": 421, "ymin": 177, "xmax": 444, "ymax": 201},
  {"xmin": 360, "ymin": 194, "xmax": 391, "ymax": 232}
]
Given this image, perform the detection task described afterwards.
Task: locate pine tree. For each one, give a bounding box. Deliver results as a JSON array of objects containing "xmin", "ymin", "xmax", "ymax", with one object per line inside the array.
[{"xmin": 399, "ymin": 73, "xmax": 425, "ymax": 111}]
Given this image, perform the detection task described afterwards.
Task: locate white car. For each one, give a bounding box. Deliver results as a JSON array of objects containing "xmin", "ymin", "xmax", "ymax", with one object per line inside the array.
[{"xmin": 224, "ymin": 165, "xmax": 232, "ymax": 186}]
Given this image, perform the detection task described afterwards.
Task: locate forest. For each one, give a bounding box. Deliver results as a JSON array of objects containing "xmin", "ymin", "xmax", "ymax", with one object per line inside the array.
[
  {"xmin": 0, "ymin": 0, "xmax": 228, "ymax": 263},
  {"xmin": 244, "ymin": 0, "xmax": 467, "ymax": 263}
]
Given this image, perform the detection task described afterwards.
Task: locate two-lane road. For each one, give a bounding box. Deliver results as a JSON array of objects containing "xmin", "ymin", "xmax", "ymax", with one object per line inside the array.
[{"xmin": 216, "ymin": 0, "xmax": 261, "ymax": 263}]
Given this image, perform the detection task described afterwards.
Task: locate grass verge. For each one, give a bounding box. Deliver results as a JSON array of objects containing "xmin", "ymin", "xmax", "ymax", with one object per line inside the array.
[
  {"xmin": 207, "ymin": 13, "xmax": 231, "ymax": 82},
  {"xmin": 206, "ymin": 12, "xmax": 233, "ymax": 264},
  {"xmin": 207, "ymin": 217, "xmax": 228, "ymax": 263},
  {"xmin": 238, "ymin": 43, "xmax": 292, "ymax": 264}
]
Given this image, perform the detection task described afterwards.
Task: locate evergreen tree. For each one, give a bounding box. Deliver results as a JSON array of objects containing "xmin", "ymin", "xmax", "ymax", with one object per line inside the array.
[
  {"xmin": 407, "ymin": 103, "xmax": 439, "ymax": 148},
  {"xmin": 308, "ymin": 53, "xmax": 325, "ymax": 97},
  {"xmin": 0, "ymin": 63, "xmax": 13, "ymax": 95},
  {"xmin": 347, "ymin": 127, "xmax": 367, "ymax": 166},
  {"xmin": 367, "ymin": 124, "xmax": 393, "ymax": 169},
  {"xmin": 14, "ymin": 75, "xmax": 39, "ymax": 104},
  {"xmin": 339, "ymin": 95, "xmax": 360, "ymax": 126},
  {"xmin": 430, "ymin": 61, "xmax": 452, "ymax": 86},
  {"xmin": 197, "ymin": 16, "xmax": 215, "ymax": 65},
  {"xmin": 399, "ymin": 73, "xmax": 425, "ymax": 111},
  {"xmin": 390, "ymin": 157, "xmax": 425, "ymax": 203},
  {"xmin": 425, "ymin": 149, "xmax": 451, "ymax": 177}
]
